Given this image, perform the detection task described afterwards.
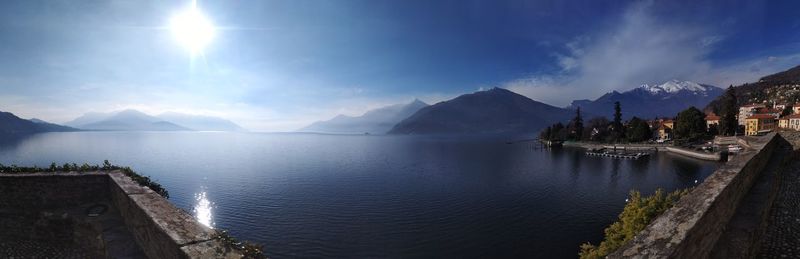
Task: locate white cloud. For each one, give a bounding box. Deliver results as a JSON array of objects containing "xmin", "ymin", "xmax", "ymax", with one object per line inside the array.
[{"xmin": 503, "ymin": 1, "xmax": 745, "ymax": 107}]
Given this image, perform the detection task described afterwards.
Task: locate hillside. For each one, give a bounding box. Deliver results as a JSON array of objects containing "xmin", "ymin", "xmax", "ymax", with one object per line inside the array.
[
  {"xmin": 388, "ymin": 87, "xmax": 575, "ymax": 135},
  {"xmin": 300, "ymin": 99, "xmax": 428, "ymax": 134},
  {"xmin": 66, "ymin": 109, "xmax": 189, "ymax": 131},
  {"xmin": 0, "ymin": 111, "xmax": 76, "ymax": 134},
  {"xmin": 705, "ymin": 65, "xmax": 800, "ymax": 113}
]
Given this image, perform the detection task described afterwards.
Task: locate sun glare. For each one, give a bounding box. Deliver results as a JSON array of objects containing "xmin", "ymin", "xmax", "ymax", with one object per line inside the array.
[{"xmin": 170, "ymin": 1, "xmax": 215, "ymax": 54}]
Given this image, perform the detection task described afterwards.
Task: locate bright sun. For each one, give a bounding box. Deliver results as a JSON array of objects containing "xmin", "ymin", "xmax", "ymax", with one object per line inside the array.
[{"xmin": 170, "ymin": 1, "xmax": 215, "ymax": 54}]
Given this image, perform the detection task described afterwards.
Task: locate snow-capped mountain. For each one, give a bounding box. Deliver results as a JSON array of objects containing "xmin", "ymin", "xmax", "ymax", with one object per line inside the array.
[
  {"xmin": 570, "ymin": 80, "xmax": 723, "ymax": 119},
  {"xmin": 638, "ymin": 80, "xmax": 715, "ymax": 95}
]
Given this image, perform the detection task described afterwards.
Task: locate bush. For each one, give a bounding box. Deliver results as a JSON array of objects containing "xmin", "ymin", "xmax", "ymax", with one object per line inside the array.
[
  {"xmin": 578, "ymin": 188, "xmax": 690, "ymax": 259},
  {"xmin": 0, "ymin": 160, "xmax": 169, "ymax": 199}
]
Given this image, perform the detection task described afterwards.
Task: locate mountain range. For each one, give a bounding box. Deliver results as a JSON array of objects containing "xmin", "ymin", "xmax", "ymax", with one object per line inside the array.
[
  {"xmin": 300, "ymin": 99, "xmax": 428, "ymax": 134},
  {"xmin": 0, "ymin": 111, "xmax": 76, "ymax": 134},
  {"xmin": 569, "ymin": 80, "xmax": 723, "ymax": 119},
  {"xmin": 65, "ymin": 110, "xmax": 244, "ymax": 131},
  {"xmin": 388, "ymin": 87, "xmax": 577, "ymax": 135}
]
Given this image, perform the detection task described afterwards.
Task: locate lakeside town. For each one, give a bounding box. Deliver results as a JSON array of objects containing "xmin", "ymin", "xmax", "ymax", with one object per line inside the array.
[{"xmin": 540, "ymin": 83, "xmax": 800, "ymax": 157}]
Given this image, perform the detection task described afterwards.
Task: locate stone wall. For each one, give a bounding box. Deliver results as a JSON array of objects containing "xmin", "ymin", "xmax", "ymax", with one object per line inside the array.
[
  {"xmin": 609, "ymin": 132, "xmax": 781, "ymax": 258},
  {"xmin": 107, "ymin": 172, "xmax": 241, "ymax": 259},
  {"xmin": 0, "ymin": 171, "xmax": 242, "ymax": 258}
]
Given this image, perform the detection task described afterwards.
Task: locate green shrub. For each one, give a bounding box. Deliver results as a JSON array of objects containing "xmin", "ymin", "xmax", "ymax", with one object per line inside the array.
[
  {"xmin": 579, "ymin": 188, "xmax": 690, "ymax": 259},
  {"xmin": 0, "ymin": 160, "xmax": 169, "ymax": 199}
]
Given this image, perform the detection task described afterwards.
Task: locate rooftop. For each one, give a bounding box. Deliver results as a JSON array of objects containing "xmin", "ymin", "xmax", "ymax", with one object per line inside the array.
[{"xmin": 747, "ymin": 114, "xmax": 777, "ymax": 120}]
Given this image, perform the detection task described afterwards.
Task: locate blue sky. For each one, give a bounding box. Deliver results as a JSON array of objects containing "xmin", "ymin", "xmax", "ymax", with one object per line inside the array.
[{"xmin": 1, "ymin": 0, "xmax": 800, "ymax": 131}]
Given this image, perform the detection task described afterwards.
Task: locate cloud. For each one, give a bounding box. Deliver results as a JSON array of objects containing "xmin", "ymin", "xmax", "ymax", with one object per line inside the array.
[{"xmin": 505, "ymin": 1, "xmax": 717, "ymax": 106}]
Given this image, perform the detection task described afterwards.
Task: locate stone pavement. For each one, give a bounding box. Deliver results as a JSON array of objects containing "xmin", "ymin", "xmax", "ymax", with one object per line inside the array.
[
  {"xmin": 758, "ymin": 157, "xmax": 800, "ymax": 258},
  {"xmin": 0, "ymin": 239, "xmax": 91, "ymax": 259},
  {"xmin": 759, "ymin": 132, "xmax": 800, "ymax": 258}
]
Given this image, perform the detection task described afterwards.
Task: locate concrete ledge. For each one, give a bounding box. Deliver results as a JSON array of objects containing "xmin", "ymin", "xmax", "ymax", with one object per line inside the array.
[{"xmin": 609, "ymin": 132, "xmax": 780, "ymax": 258}]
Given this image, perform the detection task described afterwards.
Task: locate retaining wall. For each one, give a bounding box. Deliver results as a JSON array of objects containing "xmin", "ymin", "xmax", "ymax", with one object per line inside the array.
[
  {"xmin": 0, "ymin": 171, "xmax": 242, "ymax": 258},
  {"xmin": 609, "ymin": 132, "xmax": 780, "ymax": 258}
]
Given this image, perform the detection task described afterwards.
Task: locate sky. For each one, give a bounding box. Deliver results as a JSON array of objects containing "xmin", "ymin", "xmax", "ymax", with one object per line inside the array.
[{"xmin": 1, "ymin": 0, "xmax": 800, "ymax": 131}]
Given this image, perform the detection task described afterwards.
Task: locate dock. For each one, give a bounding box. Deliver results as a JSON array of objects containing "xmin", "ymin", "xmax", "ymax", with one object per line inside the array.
[{"xmin": 585, "ymin": 148, "xmax": 651, "ymax": 159}]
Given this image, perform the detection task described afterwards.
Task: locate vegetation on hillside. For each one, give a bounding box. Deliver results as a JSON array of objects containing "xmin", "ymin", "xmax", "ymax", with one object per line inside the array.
[
  {"xmin": 578, "ymin": 188, "xmax": 690, "ymax": 259},
  {"xmin": 706, "ymin": 65, "xmax": 800, "ymax": 113}
]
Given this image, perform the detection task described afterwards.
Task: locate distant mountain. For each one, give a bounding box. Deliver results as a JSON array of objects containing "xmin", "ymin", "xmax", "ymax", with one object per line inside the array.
[
  {"xmin": 706, "ymin": 65, "xmax": 800, "ymax": 113},
  {"xmin": 388, "ymin": 87, "xmax": 575, "ymax": 135},
  {"xmin": 157, "ymin": 112, "xmax": 245, "ymax": 131},
  {"xmin": 28, "ymin": 118, "xmax": 78, "ymax": 132},
  {"xmin": 570, "ymin": 80, "xmax": 723, "ymax": 119},
  {"xmin": 66, "ymin": 109, "xmax": 189, "ymax": 131},
  {"xmin": 0, "ymin": 111, "xmax": 76, "ymax": 134},
  {"xmin": 300, "ymin": 99, "xmax": 429, "ymax": 134}
]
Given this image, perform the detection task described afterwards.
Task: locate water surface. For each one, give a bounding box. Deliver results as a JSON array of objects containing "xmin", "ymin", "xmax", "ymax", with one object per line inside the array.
[{"xmin": 0, "ymin": 132, "xmax": 719, "ymax": 258}]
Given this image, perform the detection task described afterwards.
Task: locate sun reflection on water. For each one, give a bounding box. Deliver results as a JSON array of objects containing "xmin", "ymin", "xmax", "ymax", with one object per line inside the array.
[{"xmin": 193, "ymin": 189, "xmax": 214, "ymax": 228}]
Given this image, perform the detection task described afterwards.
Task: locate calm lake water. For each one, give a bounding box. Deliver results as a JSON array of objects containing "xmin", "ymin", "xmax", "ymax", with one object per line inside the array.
[{"xmin": 0, "ymin": 132, "xmax": 720, "ymax": 258}]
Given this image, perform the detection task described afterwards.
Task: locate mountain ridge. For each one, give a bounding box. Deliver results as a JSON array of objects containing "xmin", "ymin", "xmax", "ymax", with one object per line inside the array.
[
  {"xmin": 388, "ymin": 87, "xmax": 576, "ymax": 135},
  {"xmin": 300, "ymin": 99, "xmax": 429, "ymax": 134},
  {"xmin": 570, "ymin": 80, "xmax": 723, "ymax": 119}
]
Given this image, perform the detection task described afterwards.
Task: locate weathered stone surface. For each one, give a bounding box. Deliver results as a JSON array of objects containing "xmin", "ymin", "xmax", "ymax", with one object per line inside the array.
[
  {"xmin": 0, "ymin": 171, "xmax": 242, "ymax": 258},
  {"xmin": 609, "ymin": 133, "xmax": 780, "ymax": 258},
  {"xmin": 109, "ymin": 171, "xmax": 154, "ymax": 195},
  {"xmin": 181, "ymin": 240, "xmax": 244, "ymax": 259}
]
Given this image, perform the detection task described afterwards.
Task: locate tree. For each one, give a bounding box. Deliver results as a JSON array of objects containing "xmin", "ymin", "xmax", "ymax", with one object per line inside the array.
[
  {"xmin": 579, "ymin": 189, "xmax": 689, "ymax": 259},
  {"xmin": 674, "ymin": 107, "xmax": 707, "ymax": 142},
  {"xmin": 586, "ymin": 117, "xmax": 610, "ymax": 141},
  {"xmin": 551, "ymin": 122, "xmax": 566, "ymax": 141},
  {"xmin": 707, "ymin": 123, "xmax": 719, "ymax": 136},
  {"xmin": 626, "ymin": 117, "xmax": 652, "ymax": 142},
  {"xmin": 571, "ymin": 107, "xmax": 584, "ymax": 141},
  {"xmin": 540, "ymin": 126, "xmax": 552, "ymax": 140},
  {"xmin": 610, "ymin": 102, "xmax": 625, "ymax": 142},
  {"xmin": 719, "ymin": 86, "xmax": 738, "ymax": 136},
  {"xmin": 782, "ymin": 105, "xmax": 793, "ymax": 117}
]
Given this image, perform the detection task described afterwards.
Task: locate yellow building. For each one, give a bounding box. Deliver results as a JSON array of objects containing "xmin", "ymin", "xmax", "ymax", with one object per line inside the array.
[
  {"xmin": 656, "ymin": 120, "xmax": 674, "ymax": 140},
  {"xmin": 745, "ymin": 114, "xmax": 776, "ymax": 136}
]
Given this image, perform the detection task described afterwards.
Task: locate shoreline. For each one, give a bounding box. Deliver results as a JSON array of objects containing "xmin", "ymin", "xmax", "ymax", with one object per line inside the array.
[{"xmin": 562, "ymin": 141, "xmax": 724, "ymax": 161}]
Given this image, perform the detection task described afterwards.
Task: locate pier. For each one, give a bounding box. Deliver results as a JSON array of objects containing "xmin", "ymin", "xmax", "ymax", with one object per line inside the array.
[{"xmin": 585, "ymin": 149, "xmax": 651, "ymax": 159}]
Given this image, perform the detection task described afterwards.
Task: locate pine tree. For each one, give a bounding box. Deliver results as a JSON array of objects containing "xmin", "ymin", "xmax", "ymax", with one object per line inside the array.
[
  {"xmin": 719, "ymin": 86, "xmax": 738, "ymax": 136},
  {"xmin": 611, "ymin": 101, "xmax": 624, "ymax": 141},
  {"xmin": 573, "ymin": 107, "xmax": 584, "ymax": 141}
]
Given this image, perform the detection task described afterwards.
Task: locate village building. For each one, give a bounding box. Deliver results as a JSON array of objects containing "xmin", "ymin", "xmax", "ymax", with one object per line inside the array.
[
  {"xmin": 655, "ymin": 119, "xmax": 674, "ymax": 141},
  {"xmin": 779, "ymin": 116, "xmax": 790, "ymax": 129},
  {"xmin": 785, "ymin": 114, "xmax": 800, "ymax": 131},
  {"xmin": 739, "ymin": 103, "xmax": 766, "ymax": 125},
  {"xmin": 705, "ymin": 113, "xmax": 720, "ymax": 129},
  {"xmin": 745, "ymin": 114, "xmax": 777, "ymax": 136}
]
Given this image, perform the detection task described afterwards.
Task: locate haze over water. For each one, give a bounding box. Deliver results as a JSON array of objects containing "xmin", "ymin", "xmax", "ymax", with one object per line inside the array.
[{"xmin": 0, "ymin": 132, "xmax": 719, "ymax": 258}]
